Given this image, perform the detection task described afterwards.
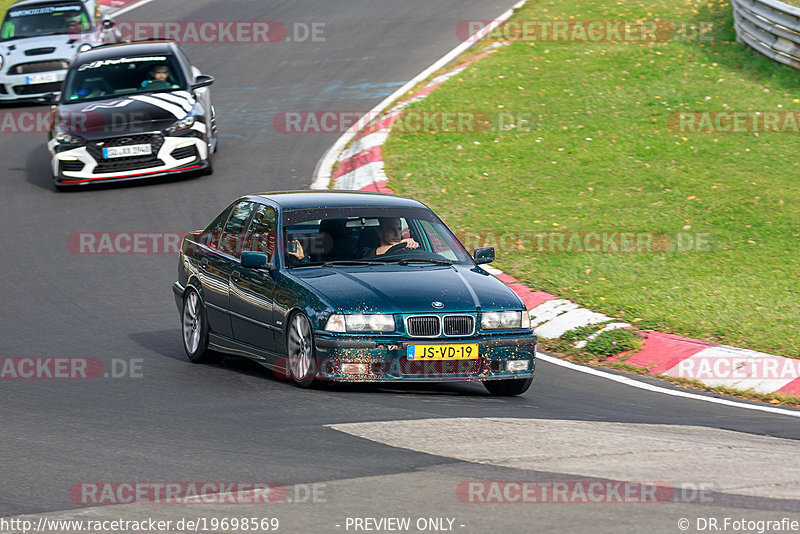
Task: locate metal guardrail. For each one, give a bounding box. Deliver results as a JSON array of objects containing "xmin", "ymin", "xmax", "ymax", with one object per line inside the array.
[{"xmin": 732, "ymin": 0, "xmax": 800, "ymax": 69}]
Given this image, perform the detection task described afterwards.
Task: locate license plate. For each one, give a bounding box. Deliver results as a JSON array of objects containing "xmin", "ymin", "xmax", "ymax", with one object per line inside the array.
[
  {"xmin": 25, "ymin": 73, "xmax": 58, "ymax": 84},
  {"xmin": 407, "ymin": 344, "xmax": 478, "ymax": 360},
  {"xmin": 102, "ymin": 144, "xmax": 152, "ymax": 159}
]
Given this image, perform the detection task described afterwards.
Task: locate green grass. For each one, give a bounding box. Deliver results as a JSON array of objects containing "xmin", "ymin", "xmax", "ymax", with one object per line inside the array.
[{"xmin": 384, "ymin": 0, "xmax": 800, "ymax": 358}]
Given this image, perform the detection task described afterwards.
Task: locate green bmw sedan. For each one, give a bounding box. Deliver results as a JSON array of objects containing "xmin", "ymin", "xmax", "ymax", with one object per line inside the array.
[{"xmin": 173, "ymin": 191, "xmax": 536, "ymax": 396}]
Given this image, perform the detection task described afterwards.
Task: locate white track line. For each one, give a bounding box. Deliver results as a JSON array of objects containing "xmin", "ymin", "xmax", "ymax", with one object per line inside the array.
[
  {"xmin": 537, "ymin": 353, "xmax": 800, "ymax": 418},
  {"xmin": 110, "ymin": 0, "xmax": 155, "ymax": 17},
  {"xmin": 311, "ymin": 0, "xmax": 528, "ymax": 189}
]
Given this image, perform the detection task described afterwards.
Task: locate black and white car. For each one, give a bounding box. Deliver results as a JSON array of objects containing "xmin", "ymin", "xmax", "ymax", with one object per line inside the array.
[
  {"xmin": 0, "ymin": 0, "xmax": 121, "ymax": 101},
  {"xmin": 47, "ymin": 40, "xmax": 218, "ymax": 189}
]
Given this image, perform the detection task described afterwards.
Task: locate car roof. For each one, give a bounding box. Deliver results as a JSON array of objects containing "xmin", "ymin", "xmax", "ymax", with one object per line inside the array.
[
  {"xmin": 242, "ymin": 191, "xmax": 430, "ymax": 211},
  {"xmin": 73, "ymin": 41, "xmax": 178, "ymax": 63},
  {"xmin": 9, "ymin": 0, "xmax": 92, "ymax": 8}
]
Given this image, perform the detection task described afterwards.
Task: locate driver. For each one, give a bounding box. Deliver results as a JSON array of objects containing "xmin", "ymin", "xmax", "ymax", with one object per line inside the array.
[
  {"xmin": 140, "ymin": 64, "xmax": 172, "ymax": 90},
  {"xmin": 374, "ymin": 217, "xmax": 419, "ymax": 255}
]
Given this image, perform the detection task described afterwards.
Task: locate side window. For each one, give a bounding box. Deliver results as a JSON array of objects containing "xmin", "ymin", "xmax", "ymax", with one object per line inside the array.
[
  {"xmin": 203, "ymin": 205, "xmax": 232, "ymax": 249},
  {"xmin": 218, "ymin": 202, "xmax": 255, "ymax": 257},
  {"xmin": 420, "ymin": 220, "xmax": 455, "ymax": 259},
  {"xmin": 244, "ymin": 204, "xmax": 278, "ymax": 261}
]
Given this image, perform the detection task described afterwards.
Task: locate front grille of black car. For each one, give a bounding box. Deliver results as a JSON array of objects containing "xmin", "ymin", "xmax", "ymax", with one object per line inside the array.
[
  {"xmin": 12, "ymin": 81, "xmax": 62, "ymax": 95},
  {"xmin": 170, "ymin": 145, "xmax": 198, "ymax": 160},
  {"xmin": 24, "ymin": 48, "xmax": 56, "ymax": 56},
  {"xmin": 59, "ymin": 160, "xmax": 85, "ymax": 173},
  {"xmin": 443, "ymin": 315, "xmax": 475, "ymax": 336},
  {"xmin": 94, "ymin": 158, "xmax": 166, "ymax": 174},
  {"xmin": 8, "ymin": 60, "xmax": 70, "ymax": 75},
  {"xmin": 87, "ymin": 134, "xmax": 165, "ymax": 174},
  {"xmin": 406, "ymin": 316, "xmax": 441, "ymax": 337}
]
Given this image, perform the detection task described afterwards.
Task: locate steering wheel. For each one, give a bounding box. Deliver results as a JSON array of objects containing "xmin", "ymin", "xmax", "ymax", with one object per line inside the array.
[{"xmin": 386, "ymin": 242, "xmax": 408, "ymax": 254}]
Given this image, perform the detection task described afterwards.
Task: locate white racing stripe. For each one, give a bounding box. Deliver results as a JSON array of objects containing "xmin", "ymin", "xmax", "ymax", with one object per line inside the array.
[
  {"xmin": 130, "ymin": 95, "xmax": 186, "ymax": 119},
  {"xmin": 150, "ymin": 92, "xmax": 194, "ymax": 113}
]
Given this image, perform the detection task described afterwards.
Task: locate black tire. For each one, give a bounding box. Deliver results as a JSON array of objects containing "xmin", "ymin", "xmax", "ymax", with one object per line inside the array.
[
  {"xmin": 286, "ymin": 312, "xmax": 317, "ymax": 388},
  {"xmin": 203, "ymin": 147, "xmax": 214, "ymax": 176},
  {"xmin": 181, "ymin": 288, "xmax": 219, "ymax": 363},
  {"xmin": 483, "ymin": 377, "xmax": 533, "ymax": 396}
]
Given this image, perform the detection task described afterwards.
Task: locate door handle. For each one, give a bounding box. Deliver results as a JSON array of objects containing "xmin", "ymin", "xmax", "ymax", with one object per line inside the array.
[
  {"xmin": 232, "ymin": 270, "xmax": 241, "ymax": 282},
  {"xmin": 200, "ymin": 257, "xmax": 209, "ymax": 268}
]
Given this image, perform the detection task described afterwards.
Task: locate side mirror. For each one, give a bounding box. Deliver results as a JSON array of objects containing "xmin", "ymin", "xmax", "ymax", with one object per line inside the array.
[
  {"xmin": 241, "ymin": 251, "xmax": 269, "ymax": 269},
  {"xmin": 192, "ymin": 74, "xmax": 215, "ymax": 91},
  {"xmin": 473, "ymin": 247, "xmax": 495, "ymax": 265}
]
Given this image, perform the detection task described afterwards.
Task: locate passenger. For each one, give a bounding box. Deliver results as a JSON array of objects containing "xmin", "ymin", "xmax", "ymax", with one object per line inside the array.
[{"xmin": 286, "ymin": 239, "xmax": 309, "ymax": 266}]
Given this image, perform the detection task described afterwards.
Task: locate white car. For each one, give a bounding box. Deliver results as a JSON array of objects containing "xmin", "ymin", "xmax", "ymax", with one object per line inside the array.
[
  {"xmin": 0, "ymin": 0, "xmax": 120, "ymax": 102},
  {"xmin": 48, "ymin": 41, "xmax": 218, "ymax": 188}
]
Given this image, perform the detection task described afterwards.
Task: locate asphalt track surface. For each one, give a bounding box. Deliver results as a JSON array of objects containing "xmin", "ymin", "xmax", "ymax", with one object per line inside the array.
[{"xmin": 0, "ymin": 0, "xmax": 798, "ymax": 531}]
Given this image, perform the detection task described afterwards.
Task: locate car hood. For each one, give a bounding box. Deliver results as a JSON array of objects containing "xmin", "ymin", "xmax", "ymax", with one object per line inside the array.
[
  {"xmin": 287, "ymin": 264, "xmax": 524, "ymax": 314},
  {"xmin": 56, "ymin": 91, "xmax": 196, "ymax": 138},
  {"xmin": 1, "ymin": 33, "xmax": 91, "ymax": 60}
]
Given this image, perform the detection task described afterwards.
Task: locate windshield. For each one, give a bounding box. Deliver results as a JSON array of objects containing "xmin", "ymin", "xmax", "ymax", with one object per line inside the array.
[
  {"xmin": 282, "ymin": 207, "xmax": 473, "ymax": 268},
  {"xmin": 62, "ymin": 55, "xmax": 188, "ymax": 103},
  {"xmin": 1, "ymin": 3, "xmax": 90, "ymax": 41}
]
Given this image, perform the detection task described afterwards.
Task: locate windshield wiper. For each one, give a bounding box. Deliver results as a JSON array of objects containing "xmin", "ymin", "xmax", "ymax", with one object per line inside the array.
[
  {"xmin": 321, "ymin": 260, "xmax": 385, "ymax": 267},
  {"xmin": 393, "ymin": 258, "xmax": 453, "ymax": 265}
]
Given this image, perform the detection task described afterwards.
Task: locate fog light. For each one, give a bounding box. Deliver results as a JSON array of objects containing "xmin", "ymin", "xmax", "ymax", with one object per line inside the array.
[
  {"xmin": 506, "ymin": 360, "xmax": 530, "ymax": 372},
  {"xmin": 342, "ymin": 362, "xmax": 369, "ymax": 374}
]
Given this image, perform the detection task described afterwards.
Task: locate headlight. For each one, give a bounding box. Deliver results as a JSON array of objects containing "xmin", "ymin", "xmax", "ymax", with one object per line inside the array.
[
  {"xmin": 55, "ymin": 130, "xmax": 82, "ymax": 145},
  {"xmin": 481, "ymin": 311, "xmax": 525, "ymax": 330},
  {"xmin": 165, "ymin": 114, "xmax": 195, "ymax": 135},
  {"xmin": 77, "ymin": 43, "xmax": 92, "ymax": 53},
  {"xmin": 0, "ymin": 54, "xmax": 4, "ymax": 70},
  {"xmin": 325, "ymin": 314, "xmax": 395, "ymax": 333}
]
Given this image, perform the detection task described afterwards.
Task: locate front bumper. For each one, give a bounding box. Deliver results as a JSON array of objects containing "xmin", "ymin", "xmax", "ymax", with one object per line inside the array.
[
  {"xmin": 51, "ymin": 134, "xmax": 208, "ymax": 186},
  {"xmin": 0, "ymin": 70, "xmax": 67, "ymax": 101},
  {"xmin": 313, "ymin": 334, "xmax": 536, "ymax": 383}
]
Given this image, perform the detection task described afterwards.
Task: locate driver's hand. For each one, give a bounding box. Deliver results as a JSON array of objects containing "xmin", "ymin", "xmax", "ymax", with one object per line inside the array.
[
  {"xmin": 401, "ymin": 238, "xmax": 419, "ymax": 249},
  {"xmin": 288, "ymin": 240, "xmax": 305, "ymax": 259}
]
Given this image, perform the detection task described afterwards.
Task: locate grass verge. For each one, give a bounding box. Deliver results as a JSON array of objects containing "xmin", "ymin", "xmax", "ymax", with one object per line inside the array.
[{"xmin": 383, "ymin": 0, "xmax": 800, "ymax": 358}]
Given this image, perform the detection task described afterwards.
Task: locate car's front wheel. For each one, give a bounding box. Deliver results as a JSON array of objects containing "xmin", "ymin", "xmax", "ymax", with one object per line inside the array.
[
  {"xmin": 182, "ymin": 289, "xmax": 219, "ymax": 363},
  {"xmin": 483, "ymin": 377, "xmax": 533, "ymax": 396},
  {"xmin": 287, "ymin": 313, "xmax": 316, "ymax": 388}
]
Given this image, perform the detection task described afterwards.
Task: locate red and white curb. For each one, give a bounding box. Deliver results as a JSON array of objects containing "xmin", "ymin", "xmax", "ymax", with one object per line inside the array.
[
  {"xmin": 310, "ymin": 5, "xmax": 799, "ymax": 400},
  {"xmin": 98, "ymin": 0, "xmax": 154, "ymax": 16}
]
